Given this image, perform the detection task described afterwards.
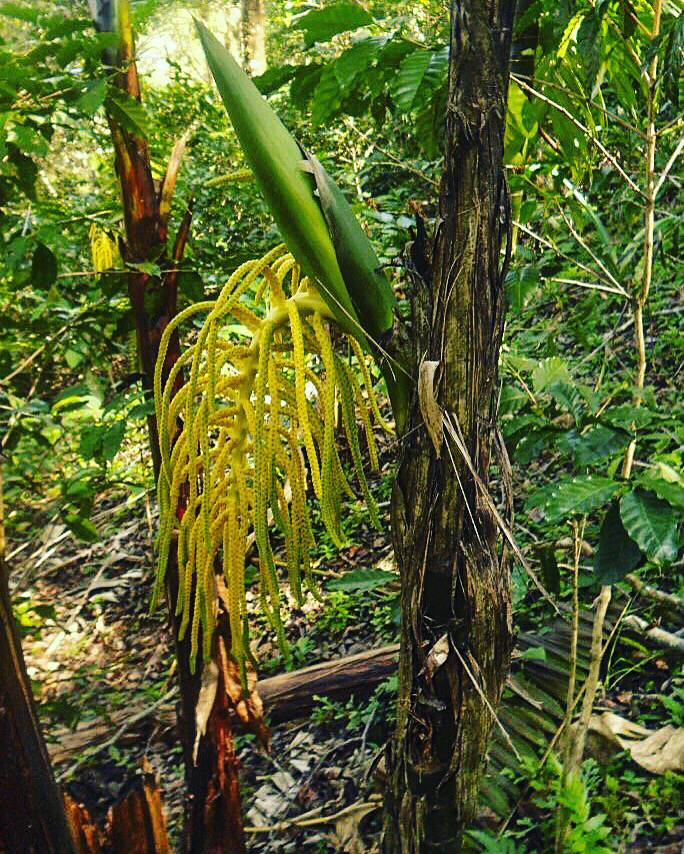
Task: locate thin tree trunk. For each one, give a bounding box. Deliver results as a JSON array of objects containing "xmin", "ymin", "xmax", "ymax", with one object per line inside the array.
[
  {"xmin": 242, "ymin": 0, "xmax": 266, "ymax": 76},
  {"xmin": 0, "ymin": 556, "xmax": 76, "ymax": 854},
  {"xmin": 92, "ymin": 4, "xmax": 246, "ymax": 851},
  {"xmin": 383, "ymin": 1, "xmax": 516, "ymax": 850}
]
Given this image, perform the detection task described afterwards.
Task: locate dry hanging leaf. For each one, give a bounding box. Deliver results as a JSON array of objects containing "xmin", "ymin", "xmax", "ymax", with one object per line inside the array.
[
  {"xmin": 193, "ymin": 657, "xmax": 219, "ymax": 764},
  {"xmin": 425, "ymin": 633, "xmax": 450, "ymax": 681},
  {"xmin": 589, "ymin": 712, "xmax": 684, "ymax": 774},
  {"xmin": 418, "ymin": 359, "xmax": 443, "ymax": 457}
]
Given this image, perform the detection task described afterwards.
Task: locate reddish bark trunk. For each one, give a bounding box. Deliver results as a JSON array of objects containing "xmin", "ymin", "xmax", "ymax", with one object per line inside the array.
[{"xmin": 0, "ymin": 558, "xmax": 76, "ymax": 854}]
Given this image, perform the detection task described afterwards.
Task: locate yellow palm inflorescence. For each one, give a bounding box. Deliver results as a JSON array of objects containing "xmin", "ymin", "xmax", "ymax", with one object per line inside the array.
[{"xmin": 152, "ymin": 246, "xmax": 391, "ymax": 677}]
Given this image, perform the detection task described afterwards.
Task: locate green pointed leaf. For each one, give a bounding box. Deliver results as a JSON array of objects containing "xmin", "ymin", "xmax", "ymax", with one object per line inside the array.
[
  {"xmin": 334, "ymin": 37, "xmax": 385, "ymax": 90},
  {"xmin": 311, "ymin": 63, "xmax": 344, "ymax": 125},
  {"xmin": 548, "ymin": 381, "xmax": 587, "ymax": 424},
  {"xmin": 296, "ymin": 3, "xmax": 373, "ymax": 49},
  {"xmin": 595, "ymin": 502, "xmax": 643, "ymax": 584},
  {"xmin": 505, "ymin": 265, "xmax": 539, "ymax": 313},
  {"xmin": 102, "ymin": 421, "xmax": 126, "ymax": 461},
  {"xmin": 577, "ymin": 9, "xmax": 601, "ymax": 91},
  {"xmin": 391, "ymin": 48, "xmax": 432, "ymax": 111},
  {"xmin": 106, "ymin": 91, "xmax": 149, "ymax": 138},
  {"xmin": 527, "ymin": 475, "xmax": 620, "ymax": 523},
  {"xmin": 77, "ymin": 79, "xmax": 108, "ymax": 115},
  {"xmin": 619, "ymin": 489, "xmax": 679, "ymax": 566},
  {"xmin": 253, "ymin": 65, "xmax": 299, "ymax": 95},
  {"xmin": 638, "ymin": 477, "xmax": 684, "ymax": 511},
  {"xmin": 531, "ymin": 357, "xmax": 571, "ymax": 393},
  {"xmin": 300, "ymin": 151, "xmax": 395, "ymax": 337}
]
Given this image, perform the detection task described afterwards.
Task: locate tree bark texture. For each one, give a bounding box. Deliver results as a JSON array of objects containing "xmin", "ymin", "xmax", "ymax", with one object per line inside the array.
[
  {"xmin": 383, "ymin": 1, "xmax": 516, "ymax": 850},
  {"xmin": 0, "ymin": 559, "xmax": 76, "ymax": 854},
  {"xmin": 241, "ymin": 0, "xmax": 266, "ymax": 76},
  {"xmin": 98, "ymin": 6, "xmax": 244, "ymax": 852}
]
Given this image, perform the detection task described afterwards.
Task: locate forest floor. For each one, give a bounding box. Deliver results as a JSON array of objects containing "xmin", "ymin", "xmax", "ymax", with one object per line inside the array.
[{"xmin": 8, "ymin": 428, "xmax": 684, "ymax": 854}]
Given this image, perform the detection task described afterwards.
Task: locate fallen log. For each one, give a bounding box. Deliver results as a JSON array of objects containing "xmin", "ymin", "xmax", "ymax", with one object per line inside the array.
[
  {"xmin": 258, "ymin": 644, "xmax": 399, "ymax": 723},
  {"xmin": 49, "ymin": 644, "xmax": 400, "ymax": 764}
]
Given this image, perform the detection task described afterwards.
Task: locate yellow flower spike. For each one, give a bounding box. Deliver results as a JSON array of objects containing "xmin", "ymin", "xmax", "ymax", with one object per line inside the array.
[
  {"xmin": 334, "ymin": 354, "xmax": 381, "ymax": 529},
  {"xmin": 348, "ymin": 335, "xmax": 394, "ymax": 435},
  {"xmin": 154, "ymin": 246, "xmax": 387, "ymax": 674},
  {"xmin": 287, "ymin": 298, "xmax": 322, "ymax": 499},
  {"xmin": 310, "ymin": 313, "xmax": 344, "ymax": 547}
]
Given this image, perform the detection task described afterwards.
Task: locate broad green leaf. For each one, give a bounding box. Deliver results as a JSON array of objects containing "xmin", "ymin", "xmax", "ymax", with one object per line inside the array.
[
  {"xmin": 391, "ymin": 48, "xmax": 432, "ymax": 111},
  {"xmin": 0, "ymin": 3, "xmax": 39, "ymax": 22},
  {"xmin": 77, "ymin": 79, "xmax": 107, "ymax": 115},
  {"xmin": 532, "ymin": 357, "xmax": 571, "ymax": 393},
  {"xmin": 638, "ymin": 477, "xmax": 684, "ymax": 511},
  {"xmin": 312, "ymin": 63, "xmax": 343, "ymax": 125},
  {"xmin": 328, "ymin": 567, "xmax": 396, "ymax": 592},
  {"xmin": 334, "ymin": 38, "xmax": 385, "ymax": 90},
  {"xmin": 102, "ymin": 422, "xmax": 126, "ymax": 461},
  {"xmin": 548, "ymin": 381, "xmax": 587, "ymax": 424},
  {"xmin": 296, "ymin": 3, "xmax": 373, "ymax": 49},
  {"xmin": 577, "ymin": 10, "xmax": 601, "ymax": 91},
  {"xmin": 414, "ymin": 83, "xmax": 447, "ymax": 157},
  {"xmin": 601, "ymin": 403, "xmax": 653, "ymax": 429},
  {"xmin": 253, "ymin": 65, "xmax": 298, "ymax": 95},
  {"xmin": 556, "ymin": 425, "xmax": 630, "ymax": 464},
  {"xmin": 106, "ymin": 91, "xmax": 149, "ymax": 138},
  {"xmin": 595, "ymin": 502, "xmax": 643, "ymax": 584},
  {"xmin": 620, "ymin": 489, "xmax": 679, "ymax": 566},
  {"xmin": 527, "ymin": 475, "xmax": 619, "ymax": 523},
  {"xmin": 8, "ymin": 124, "xmax": 48, "ymax": 156},
  {"xmin": 422, "ymin": 45, "xmax": 449, "ymax": 90},
  {"xmin": 31, "ymin": 242, "xmax": 58, "ymax": 289},
  {"xmin": 505, "ymin": 265, "xmax": 539, "ymax": 313}
]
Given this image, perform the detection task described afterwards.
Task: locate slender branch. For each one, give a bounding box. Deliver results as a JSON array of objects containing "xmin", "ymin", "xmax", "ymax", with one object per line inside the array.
[
  {"xmin": 514, "ymin": 220, "xmax": 624, "ymax": 291},
  {"xmin": 556, "ymin": 206, "xmax": 627, "ymax": 296},
  {"xmin": 622, "ymin": 0, "xmax": 663, "ymax": 480},
  {"xmin": 568, "ymin": 585, "xmax": 612, "ymax": 773},
  {"xmin": 653, "ymin": 134, "xmax": 684, "ymax": 199},
  {"xmin": 624, "ymin": 573, "xmax": 684, "ymax": 612},
  {"xmin": 549, "ymin": 277, "xmax": 627, "ymax": 297},
  {"xmin": 512, "ymin": 74, "xmax": 648, "ymax": 200},
  {"xmin": 623, "ymin": 614, "xmax": 684, "ymax": 654},
  {"xmin": 513, "ymin": 73, "xmax": 644, "ymax": 138}
]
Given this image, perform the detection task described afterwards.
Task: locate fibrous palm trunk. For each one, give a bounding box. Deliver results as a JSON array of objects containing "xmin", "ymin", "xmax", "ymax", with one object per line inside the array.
[{"xmin": 383, "ymin": 1, "xmax": 516, "ymax": 850}]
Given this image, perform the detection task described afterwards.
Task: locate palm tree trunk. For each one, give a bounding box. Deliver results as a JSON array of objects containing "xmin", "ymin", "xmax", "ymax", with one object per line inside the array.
[
  {"xmin": 383, "ymin": 1, "xmax": 516, "ymax": 849},
  {"xmin": 0, "ymin": 557, "xmax": 76, "ymax": 854}
]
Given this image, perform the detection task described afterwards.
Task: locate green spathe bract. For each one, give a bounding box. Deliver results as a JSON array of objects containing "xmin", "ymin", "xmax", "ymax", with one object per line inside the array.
[
  {"xmin": 196, "ymin": 22, "xmax": 360, "ymax": 335},
  {"xmin": 196, "ymin": 21, "xmax": 409, "ymax": 427}
]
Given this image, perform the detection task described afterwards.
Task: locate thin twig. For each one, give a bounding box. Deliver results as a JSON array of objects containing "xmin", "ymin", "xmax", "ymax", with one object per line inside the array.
[
  {"xmin": 514, "ymin": 220, "xmax": 622, "ymax": 291},
  {"xmin": 512, "ymin": 75, "xmax": 647, "ymax": 200},
  {"xmin": 555, "ymin": 206, "xmax": 628, "ymax": 296},
  {"xmin": 653, "ymin": 134, "xmax": 684, "ymax": 199}
]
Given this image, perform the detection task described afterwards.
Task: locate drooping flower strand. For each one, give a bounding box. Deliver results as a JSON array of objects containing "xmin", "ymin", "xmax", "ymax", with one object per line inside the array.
[{"xmin": 152, "ymin": 246, "xmax": 390, "ymax": 674}]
